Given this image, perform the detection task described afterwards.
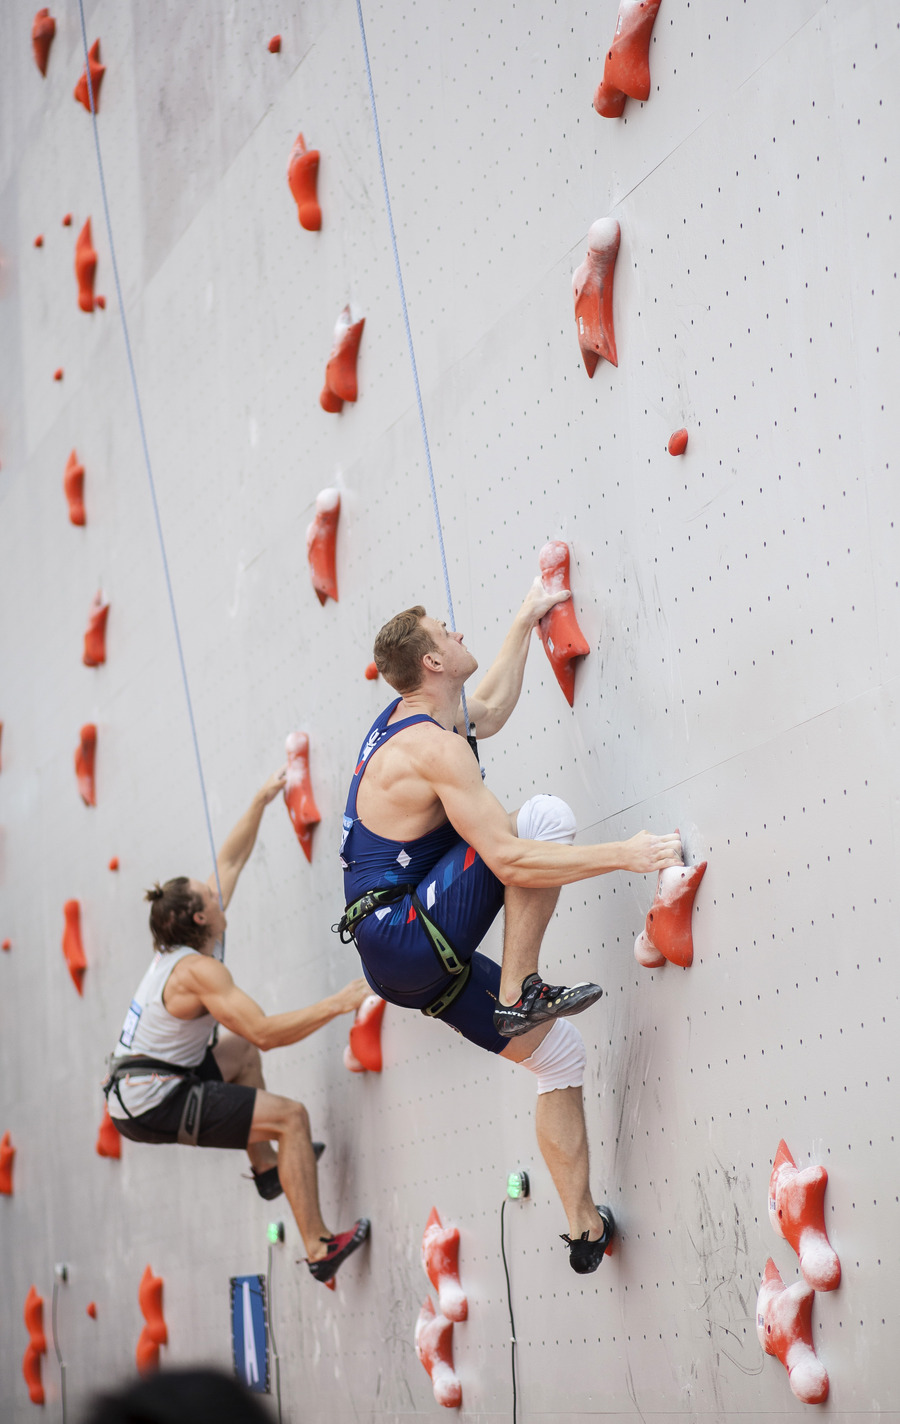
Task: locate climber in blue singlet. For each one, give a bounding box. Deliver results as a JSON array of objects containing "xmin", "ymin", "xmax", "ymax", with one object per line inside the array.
[{"xmin": 337, "ymin": 584, "xmax": 684, "ymax": 1273}]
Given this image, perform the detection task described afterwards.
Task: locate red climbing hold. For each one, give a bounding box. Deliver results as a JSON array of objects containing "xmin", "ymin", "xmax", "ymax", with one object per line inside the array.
[
  {"xmin": 415, "ymin": 1296, "xmax": 462, "ymax": 1410},
  {"xmin": 136, "ymin": 1265, "xmax": 167, "ymax": 1373},
  {"xmin": 345, "ymin": 994, "xmax": 386, "ymax": 1073},
  {"xmin": 75, "ymin": 218, "xmax": 97, "ymax": 312},
  {"xmin": 32, "ymin": 10, "xmax": 56, "ymax": 76},
  {"xmin": 108, "ymin": 856, "xmax": 119, "ymax": 871},
  {"xmin": 422, "ymin": 1207, "xmax": 467, "ymax": 1323},
  {"xmin": 74, "ymin": 38, "xmax": 105, "ymax": 112},
  {"xmin": 64, "ymin": 450, "xmax": 85, "ymax": 525},
  {"xmin": 306, "ymin": 488, "xmax": 340, "ymax": 605},
  {"xmin": 96, "ymin": 1107, "xmax": 121, "ymax": 1160},
  {"xmin": 633, "ymin": 929, "xmax": 666, "ymax": 968},
  {"xmin": 364, "ymin": 661, "xmax": 379, "ymax": 680},
  {"xmin": 573, "ymin": 217, "xmax": 620, "ymax": 374},
  {"xmin": 83, "ymin": 591, "xmax": 109, "ymax": 667},
  {"xmin": 75, "ymin": 723, "xmax": 97, "ymax": 806},
  {"xmin": 593, "ymin": 73, "xmax": 627, "ymax": 118},
  {"xmin": 0, "ymin": 1131, "xmax": 15, "ymax": 1194},
  {"xmin": 668, "ymin": 428, "xmax": 688, "ymax": 456},
  {"xmin": 603, "ymin": 0, "xmax": 662, "ymax": 103},
  {"xmin": 768, "ymin": 1140, "xmax": 841, "ymax": 1292},
  {"xmin": 320, "ymin": 306, "xmax": 364, "ymax": 410},
  {"xmin": 54, "ymin": 366, "xmax": 64, "ymax": 381},
  {"xmin": 33, "ymin": 234, "xmax": 44, "ymax": 248},
  {"xmin": 640, "ymin": 861, "xmax": 706, "ymax": 968},
  {"xmin": 756, "ymin": 1257, "xmax": 829, "ymax": 1405},
  {"xmin": 86, "ymin": 1302, "xmax": 97, "ymax": 1319},
  {"xmin": 62, "ymin": 898, "xmax": 87, "ymax": 994},
  {"xmin": 62, "ymin": 213, "xmax": 72, "ymax": 226},
  {"xmin": 284, "ymin": 732, "xmax": 321, "ymax": 862},
  {"xmin": 23, "ymin": 1286, "xmax": 47, "ymax": 1406},
  {"xmin": 287, "ymin": 133, "xmax": 321, "ymax": 232},
  {"xmin": 268, "ymin": 35, "xmax": 282, "ymax": 53},
  {"xmin": 1, "ymin": 939, "xmax": 10, "ymax": 952},
  {"xmin": 537, "ymin": 541, "xmax": 589, "ymax": 707}
]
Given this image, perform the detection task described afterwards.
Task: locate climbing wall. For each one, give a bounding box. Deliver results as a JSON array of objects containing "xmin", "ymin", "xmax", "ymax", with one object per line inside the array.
[{"xmin": 1, "ymin": 0, "xmax": 898, "ymax": 1419}]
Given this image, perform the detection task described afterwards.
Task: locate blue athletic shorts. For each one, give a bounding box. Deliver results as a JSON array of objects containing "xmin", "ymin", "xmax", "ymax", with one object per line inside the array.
[{"xmin": 354, "ymin": 836, "xmax": 508, "ymax": 1054}]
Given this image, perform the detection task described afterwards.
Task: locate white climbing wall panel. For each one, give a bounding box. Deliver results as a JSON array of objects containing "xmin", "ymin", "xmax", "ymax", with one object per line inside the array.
[{"xmin": 1, "ymin": 0, "xmax": 898, "ymax": 1419}]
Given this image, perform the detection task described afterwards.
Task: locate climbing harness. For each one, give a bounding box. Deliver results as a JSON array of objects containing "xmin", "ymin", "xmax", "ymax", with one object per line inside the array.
[
  {"xmin": 334, "ymin": 885, "xmax": 472, "ymax": 1019},
  {"xmin": 103, "ymin": 1055, "xmax": 205, "ymax": 1146}
]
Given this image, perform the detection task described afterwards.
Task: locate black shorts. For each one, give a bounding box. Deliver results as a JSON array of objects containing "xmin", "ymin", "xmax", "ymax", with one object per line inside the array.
[{"xmin": 111, "ymin": 1048, "xmax": 256, "ymax": 1150}]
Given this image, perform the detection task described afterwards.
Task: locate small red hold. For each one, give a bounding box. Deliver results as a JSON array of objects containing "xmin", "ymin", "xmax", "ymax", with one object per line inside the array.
[
  {"xmin": 768, "ymin": 1140, "xmax": 841, "ymax": 1292},
  {"xmin": 108, "ymin": 856, "xmax": 119, "ymax": 872},
  {"xmin": 537, "ymin": 541, "xmax": 590, "ymax": 707},
  {"xmin": 668, "ymin": 428, "xmax": 688, "ymax": 456},
  {"xmin": 86, "ymin": 1302, "xmax": 97, "ymax": 1320},
  {"xmin": 74, "ymin": 38, "xmax": 105, "ymax": 113},
  {"xmin": 34, "ymin": 234, "xmax": 44, "ymax": 248},
  {"xmin": 54, "ymin": 367, "xmax": 64, "ymax": 381},
  {"xmin": 320, "ymin": 305, "xmax": 364, "ymax": 410},
  {"xmin": 756, "ymin": 1258, "xmax": 829, "ymax": 1405},
  {"xmin": 422, "ymin": 1208, "xmax": 468, "ymax": 1322},
  {"xmin": 345, "ymin": 994, "xmax": 386, "ymax": 1073},
  {"xmin": 32, "ymin": 9, "xmax": 56, "ymax": 76},
  {"xmin": 603, "ymin": 0, "xmax": 662, "ymax": 104},
  {"xmin": 96, "ymin": 1106, "xmax": 121, "ymax": 1159},
  {"xmin": 268, "ymin": 34, "xmax": 282, "ymax": 53},
  {"xmin": 95, "ymin": 294, "xmax": 106, "ymax": 309},
  {"xmin": 64, "ymin": 450, "xmax": 86, "ymax": 524},
  {"xmin": 415, "ymin": 1296, "xmax": 462, "ymax": 1409},
  {"xmin": 23, "ymin": 1286, "xmax": 47, "ymax": 1406},
  {"xmin": 75, "ymin": 723, "xmax": 97, "ymax": 806},
  {"xmin": 0, "ymin": 1131, "xmax": 15, "ymax": 1193},
  {"xmin": 1, "ymin": 939, "xmax": 11, "ymax": 952},
  {"xmin": 573, "ymin": 217, "xmax": 620, "ymax": 374},
  {"xmin": 62, "ymin": 899, "xmax": 87, "ymax": 994},
  {"xmin": 62, "ymin": 213, "xmax": 72, "ymax": 226},
  {"xmin": 641, "ymin": 861, "xmax": 707, "ymax": 968},
  {"xmin": 306, "ymin": 488, "xmax": 340, "ymax": 605},
  {"xmin": 287, "ymin": 133, "xmax": 321, "ymax": 232},
  {"xmin": 75, "ymin": 218, "xmax": 97, "ymax": 312},
  {"xmin": 83, "ymin": 591, "xmax": 109, "ymax": 666},
  {"xmin": 284, "ymin": 732, "xmax": 321, "ymax": 862},
  {"xmin": 364, "ymin": 661, "xmax": 379, "ymax": 680}
]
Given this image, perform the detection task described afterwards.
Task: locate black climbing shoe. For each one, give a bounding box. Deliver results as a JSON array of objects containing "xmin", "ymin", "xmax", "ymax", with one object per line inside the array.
[
  {"xmin": 561, "ymin": 1204, "xmax": 615, "ymax": 1274},
  {"xmin": 252, "ymin": 1142, "xmax": 325, "ymax": 1200},
  {"xmin": 493, "ymin": 973, "xmax": 603, "ymax": 1037},
  {"xmin": 307, "ymin": 1218, "xmax": 370, "ymax": 1285}
]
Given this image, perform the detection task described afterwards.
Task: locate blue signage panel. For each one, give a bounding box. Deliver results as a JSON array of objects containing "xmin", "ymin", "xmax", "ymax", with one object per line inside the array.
[{"xmin": 230, "ymin": 1274, "xmax": 269, "ymax": 1394}]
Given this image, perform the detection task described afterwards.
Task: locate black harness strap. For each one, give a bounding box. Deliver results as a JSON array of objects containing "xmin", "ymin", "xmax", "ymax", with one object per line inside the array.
[{"xmin": 103, "ymin": 1054, "xmax": 202, "ymax": 1136}]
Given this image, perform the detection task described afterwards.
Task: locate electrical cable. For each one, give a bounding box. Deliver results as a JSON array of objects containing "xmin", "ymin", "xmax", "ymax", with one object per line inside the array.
[
  {"xmin": 499, "ymin": 1198, "xmax": 519, "ymax": 1424},
  {"xmin": 266, "ymin": 1243, "xmax": 283, "ymax": 1424}
]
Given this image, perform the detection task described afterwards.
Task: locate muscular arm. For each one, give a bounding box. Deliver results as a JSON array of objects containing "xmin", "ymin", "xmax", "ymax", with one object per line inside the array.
[
  {"xmin": 457, "ymin": 578, "xmax": 570, "ymax": 738},
  {"xmin": 209, "ymin": 768, "xmax": 287, "ymax": 909},
  {"xmin": 421, "ymin": 731, "xmax": 682, "ymax": 888},
  {"xmin": 177, "ymin": 957, "xmax": 368, "ymax": 1052}
]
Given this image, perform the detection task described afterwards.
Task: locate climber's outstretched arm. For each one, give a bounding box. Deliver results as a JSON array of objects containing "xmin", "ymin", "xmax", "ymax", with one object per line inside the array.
[
  {"xmin": 209, "ymin": 767, "xmax": 287, "ymax": 908},
  {"xmin": 457, "ymin": 578, "xmax": 571, "ymax": 738}
]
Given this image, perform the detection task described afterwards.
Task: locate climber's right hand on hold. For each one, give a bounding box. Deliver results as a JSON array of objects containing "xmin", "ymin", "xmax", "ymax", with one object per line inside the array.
[
  {"xmin": 521, "ymin": 574, "xmax": 571, "ymax": 628},
  {"xmin": 621, "ymin": 831, "xmax": 683, "ymax": 874}
]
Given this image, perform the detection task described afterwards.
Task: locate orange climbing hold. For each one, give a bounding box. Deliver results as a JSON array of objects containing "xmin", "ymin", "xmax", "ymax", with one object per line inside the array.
[
  {"xmin": 536, "ymin": 541, "xmax": 589, "ymax": 707},
  {"xmin": 603, "ymin": 0, "xmax": 662, "ymax": 103},
  {"xmin": 23, "ymin": 1286, "xmax": 47, "ymax": 1405},
  {"xmin": 345, "ymin": 994, "xmax": 386, "ymax": 1073},
  {"xmin": 284, "ymin": 732, "xmax": 321, "ymax": 862},
  {"xmin": 415, "ymin": 1296, "xmax": 462, "ymax": 1410},
  {"xmin": 422, "ymin": 1207, "xmax": 467, "ymax": 1323},
  {"xmin": 0, "ymin": 1131, "xmax": 15, "ymax": 1194},
  {"xmin": 593, "ymin": 73, "xmax": 627, "ymax": 118},
  {"xmin": 54, "ymin": 366, "xmax": 64, "ymax": 380},
  {"xmin": 108, "ymin": 856, "xmax": 119, "ymax": 871},
  {"xmin": 32, "ymin": 10, "xmax": 56, "ymax": 76},
  {"xmin": 1, "ymin": 939, "xmax": 10, "ymax": 952},
  {"xmin": 364, "ymin": 661, "xmax": 379, "ymax": 680},
  {"xmin": 768, "ymin": 1140, "xmax": 841, "ymax": 1292},
  {"xmin": 62, "ymin": 898, "xmax": 87, "ymax": 994},
  {"xmin": 64, "ymin": 450, "xmax": 85, "ymax": 525},
  {"xmin": 287, "ymin": 133, "xmax": 321, "ymax": 232},
  {"xmin": 268, "ymin": 35, "xmax": 282, "ymax": 53},
  {"xmin": 756, "ymin": 1258, "xmax": 829, "ymax": 1405},
  {"xmin": 668, "ymin": 428, "xmax": 688, "ymax": 456},
  {"xmin": 74, "ymin": 38, "xmax": 105, "ymax": 112},
  {"xmin": 86, "ymin": 1302, "xmax": 97, "ymax": 1319},
  {"xmin": 96, "ymin": 1106, "xmax": 121, "ymax": 1160},
  {"xmin": 83, "ymin": 590, "xmax": 109, "ymax": 666},
  {"xmin": 75, "ymin": 722, "xmax": 97, "ymax": 806},
  {"xmin": 573, "ymin": 217, "xmax": 620, "ymax": 374},
  {"xmin": 639, "ymin": 861, "xmax": 706, "ymax": 968},
  {"xmin": 320, "ymin": 306, "xmax": 365, "ymax": 410},
  {"xmin": 306, "ymin": 488, "xmax": 340, "ymax": 605},
  {"xmin": 33, "ymin": 234, "xmax": 44, "ymax": 248},
  {"xmin": 136, "ymin": 1265, "xmax": 167, "ymax": 1373},
  {"xmin": 75, "ymin": 218, "xmax": 97, "ymax": 312},
  {"xmin": 62, "ymin": 213, "xmax": 72, "ymax": 227}
]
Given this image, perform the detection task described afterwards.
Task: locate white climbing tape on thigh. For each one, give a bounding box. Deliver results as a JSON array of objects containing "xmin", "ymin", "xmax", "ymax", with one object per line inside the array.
[
  {"xmin": 516, "ymin": 794, "xmax": 577, "ymax": 844},
  {"xmin": 520, "ymin": 1019, "xmax": 586, "ymax": 1094}
]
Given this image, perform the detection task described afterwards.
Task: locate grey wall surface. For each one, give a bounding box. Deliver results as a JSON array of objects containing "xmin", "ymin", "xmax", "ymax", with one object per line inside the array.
[{"xmin": 1, "ymin": 1, "xmax": 898, "ymax": 1420}]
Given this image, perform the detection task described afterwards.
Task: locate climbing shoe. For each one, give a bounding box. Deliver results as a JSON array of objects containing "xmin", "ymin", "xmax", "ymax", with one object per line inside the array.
[
  {"xmin": 561, "ymin": 1204, "xmax": 615, "ymax": 1275},
  {"xmin": 493, "ymin": 973, "xmax": 603, "ymax": 1037},
  {"xmin": 307, "ymin": 1218, "xmax": 371, "ymax": 1285},
  {"xmin": 251, "ymin": 1142, "xmax": 325, "ymax": 1200}
]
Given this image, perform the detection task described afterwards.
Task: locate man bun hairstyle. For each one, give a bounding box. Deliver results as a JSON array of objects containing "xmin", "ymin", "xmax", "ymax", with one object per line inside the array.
[
  {"xmin": 144, "ymin": 877, "xmax": 206, "ymax": 952},
  {"xmin": 373, "ymin": 605, "xmax": 437, "ymax": 694}
]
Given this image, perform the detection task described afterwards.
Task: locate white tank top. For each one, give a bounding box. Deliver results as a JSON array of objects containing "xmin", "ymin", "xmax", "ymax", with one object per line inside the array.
[{"xmin": 108, "ymin": 945, "xmax": 219, "ymax": 1118}]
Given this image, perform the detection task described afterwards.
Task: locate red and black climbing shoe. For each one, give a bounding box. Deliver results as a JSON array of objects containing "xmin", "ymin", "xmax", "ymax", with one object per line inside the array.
[
  {"xmin": 251, "ymin": 1142, "xmax": 325, "ymax": 1200},
  {"xmin": 493, "ymin": 973, "xmax": 603, "ymax": 1037},
  {"xmin": 307, "ymin": 1218, "xmax": 370, "ymax": 1285},
  {"xmin": 561, "ymin": 1204, "xmax": 615, "ymax": 1275}
]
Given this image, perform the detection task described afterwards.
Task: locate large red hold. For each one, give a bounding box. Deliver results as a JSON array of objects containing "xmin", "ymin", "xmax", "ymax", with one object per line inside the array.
[
  {"xmin": 306, "ymin": 488, "xmax": 340, "ymax": 605},
  {"xmin": 287, "ymin": 133, "xmax": 321, "ymax": 231},
  {"xmin": 422, "ymin": 1207, "xmax": 467, "ymax": 1322},
  {"xmin": 74, "ymin": 38, "xmax": 105, "ymax": 112},
  {"xmin": 756, "ymin": 1258, "xmax": 829, "ymax": 1405},
  {"xmin": 415, "ymin": 1297, "xmax": 462, "ymax": 1409},
  {"xmin": 83, "ymin": 591, "xmax": 109, "ymax": 666},
  {"xmin": 32, "ymin": 9, "xmax": 56, "ymax": 76},
  {"xmin": 640, "ymin": 861, "xmax": 707, "ymax": 968},
  {"xmin": 603, "ymin": 0, "xmax": 662, "ymax": 103},
  {"xmin": 537, "ymin": 541, "xmax": 590, "ymax": 706},
  {"xmin": 23, "ymin": 1286, "xmax": 47, "ymax": 1405},
  {"xmin": 64, "ymin": 450, "xmax": 86, "ymax": 525},
  {"xmin": 75, "ymin": 218, "xmax": 97, "ymax": 312},
  {"xmin": 768, "ymin": 1140, "xmax": 841, "ymax": 1291},
  {"xmin": 284, "ymin": 732, "xmax": 321, "ymax": 862},
  {"xmin": 345, "ymin": 994, "xmax": 386, "ymax": 1073},
  {"xmin": 62, "ymin": 899, "xmax": 87, "ymax": 994},
  {"xmin": 572, "ymin": 217, "xmax": 620, "ymax": 374},
  {"xmin": 75, "ymin": 722, "xmax": 97, "ymax": 806},
  {"xmin": 320, "ymin": 306, "xmax": 365, "ymax": 410},
  {"xmin": 96, "ymin": 1107, "xmax": 121, "ymax": 1159}
]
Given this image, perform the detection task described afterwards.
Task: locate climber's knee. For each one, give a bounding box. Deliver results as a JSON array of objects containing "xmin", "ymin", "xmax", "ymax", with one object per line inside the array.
[
  {"xmin": 516, "ymin": 794, "xmax": 577, "ymax": 844},
  {"xmin": 519, "ymin": 1018, "xmax": 586, "ymax": 1094}
]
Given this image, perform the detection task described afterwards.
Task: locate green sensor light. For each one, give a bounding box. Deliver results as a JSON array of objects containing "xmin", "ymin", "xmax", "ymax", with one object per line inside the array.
[
  {"xmin": 506, "ymin": 1170, "xmax": 530, "ymax": 1200},
  {"xmin": 267, "ymin": 1221, "xmax": 285, "ymax": 1245}
]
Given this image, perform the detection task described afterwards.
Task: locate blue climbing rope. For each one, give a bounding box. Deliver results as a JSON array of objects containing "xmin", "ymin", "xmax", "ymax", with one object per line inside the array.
[
  {"xmin": 353, "ymin": 0, "xmax": 471, "ymax": 734},
  {"xmin": 75, "ymin": 3, "xmax": 223, "ymax": 906}
]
